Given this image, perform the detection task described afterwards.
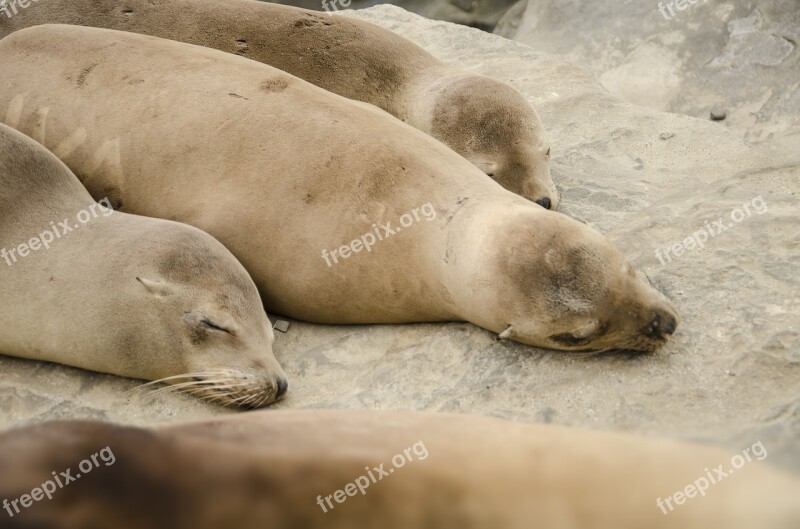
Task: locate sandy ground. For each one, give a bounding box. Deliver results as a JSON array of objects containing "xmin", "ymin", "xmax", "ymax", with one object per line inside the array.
[{"xmin": 1, "ymin": 5, "xmax": 798, "ymax": 475}]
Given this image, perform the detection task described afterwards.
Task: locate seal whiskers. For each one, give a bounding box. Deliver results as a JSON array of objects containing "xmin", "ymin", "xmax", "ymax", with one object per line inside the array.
[{"xmin": 132, "ymin": 369, "xmax": 282, "ymax": 409}]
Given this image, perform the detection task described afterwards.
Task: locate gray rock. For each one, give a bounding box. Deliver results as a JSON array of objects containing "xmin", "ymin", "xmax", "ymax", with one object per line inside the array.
[
  {"xmin": 273, "ymin": 319, "xmax": 291, "ymax": 333},
  {"xmin": 496, "ymin": 0, "xmax": 800, "ymax": 164},
  {"xmin": 263, "ymin": 0, "xmax": 518, "ymax": 30}
]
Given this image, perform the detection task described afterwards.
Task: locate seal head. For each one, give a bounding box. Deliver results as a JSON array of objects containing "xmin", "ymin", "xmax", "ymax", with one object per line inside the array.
[
  {"xmin": 453, "ymin": 206, "xmax": 678, "ymax": 352},
  {"xmin": 119, "ymin": 224, "xmax": 290, "ymax": 408},
  {"xmin": 416, "ymin": 74, "xmax": 559, "ymax": 209}
]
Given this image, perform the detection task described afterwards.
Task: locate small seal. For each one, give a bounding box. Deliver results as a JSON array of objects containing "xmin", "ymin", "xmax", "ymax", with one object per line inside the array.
[{"xmin": 0, "ymin": 123, "xmax": 288, "ymax": 408}]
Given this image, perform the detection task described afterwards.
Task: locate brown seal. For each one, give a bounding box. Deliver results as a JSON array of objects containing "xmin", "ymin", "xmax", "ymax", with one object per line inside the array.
[
  {"xmin": 0, "ymin": 122, "xmax": 287, "ymax": 408},
  {"xmin": 0, "ymin": 25, "xmax": 677, "ymax": 352},
  {"xmin": 0, "ymin": 0, "xmax": 559, "ymax": 209},
  {"xmin": 0, "ymin": 410, "xmax": 797, "ymax": 528}
]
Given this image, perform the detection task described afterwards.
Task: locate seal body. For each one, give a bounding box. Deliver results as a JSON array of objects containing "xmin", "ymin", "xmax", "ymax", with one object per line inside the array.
[
  {"xmin": 0, "ymin": 26, "xmax": 676, "ymax": 352},
  {"xmin": 0, "ymin": 410, "xmax": 798, "ymax": 529},
  {"xmin": 0, "ymin": 123, "xmax": 287, "ymax": 408},
  {"xmin": 0, "ymin": 0, "xmax": 558, "ymax": 208}
]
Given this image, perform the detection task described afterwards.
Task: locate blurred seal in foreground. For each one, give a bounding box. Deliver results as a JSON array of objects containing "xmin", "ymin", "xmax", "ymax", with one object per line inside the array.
[
  {"xmin": 0, "ymin": 410, "xmax": 797, "ymax": 528},
  {"xmin": 0, "ymin": 0, "xmax": 559, "ymax": 209},
  {"xmin": 0, "ymin": 25, "xmax": 677, "ymax": 353},
  {"xmin": 0, "ymin": 123, "xmax": 287, "ymax": 408}
]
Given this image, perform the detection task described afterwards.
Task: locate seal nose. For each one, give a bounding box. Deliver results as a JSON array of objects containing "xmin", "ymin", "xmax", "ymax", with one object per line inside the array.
[
  {"xmin": 275, "ymin": 377, "xmax": 289, "ymax": 400},
  {"xmin": 535, "ymin": 197, "xmax": 552, "ymax": 210},
  {"xmin": 643, "ymin": 310, "xmax": 677, "ymax": 339}
]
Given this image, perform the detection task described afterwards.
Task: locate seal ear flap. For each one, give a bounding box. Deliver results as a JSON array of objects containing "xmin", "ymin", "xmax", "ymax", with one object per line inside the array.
[
  {"xmin": 497, "ymin": 325, "xmax": 515, "ymax": 341},
  {"xmin": 136, "ymin": 277, "xmax": 172, "ymax": 297},
  {"xmin": 473, "ymin": 161, "xmax": 498, "ymax": 176}
]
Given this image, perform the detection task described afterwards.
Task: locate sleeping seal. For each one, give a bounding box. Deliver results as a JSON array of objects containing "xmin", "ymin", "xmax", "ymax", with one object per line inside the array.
[
  {"xmin": 0, "ymin": 0, "xmax": 559, "ymax": 208},
  {"xmin": 0, "ymin": 410, "xmax": 797, "ymax": 528},
  {"xmin": 0, "ymin": 123, "xmax": 288, "ymax": 408}
]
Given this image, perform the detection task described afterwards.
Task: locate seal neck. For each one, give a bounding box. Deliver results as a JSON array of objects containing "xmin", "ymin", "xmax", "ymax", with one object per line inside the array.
[
  {"xmin": 438, "ymin": 199, "xmax": 522, "ymax": 334},
  {"xmin": 401, "ymin": 66, "xmax": 464, "ymax": 132}
]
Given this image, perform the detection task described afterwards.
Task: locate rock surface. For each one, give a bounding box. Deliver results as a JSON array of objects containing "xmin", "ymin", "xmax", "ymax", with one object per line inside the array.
[
  {"xmin": 496, "ymin": 0, "xmax": 800, "ymax": 163},
  {"xmin": 1, "ymin": 5, "xmax": 798, "ymax": 475},
  {"xmin": 264, "ymin": 0, "xmax": 518, "ymax": 31}
]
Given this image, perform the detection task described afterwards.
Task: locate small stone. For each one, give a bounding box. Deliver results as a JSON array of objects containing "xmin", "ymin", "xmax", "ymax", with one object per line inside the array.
[
  {"xmin": 659, "ymin": 131, "xmax": 675, "ymax": 140},
  {"xmin": 273, "ymin": 320, "xmax": 290, "ymax": 333},
  {"xmin": 538, "ymin": 406, "xmax": 557, "ymax": 423},
  {"xmin": 710, "ymin": 108, "xmax": 727, "ymax": 121}
]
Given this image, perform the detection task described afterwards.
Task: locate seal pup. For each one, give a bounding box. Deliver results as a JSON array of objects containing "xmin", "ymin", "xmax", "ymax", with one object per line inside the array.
[
  {"xmin": 0, "ymin": 26, "xmax": 677, "ymax": 352},
  {"xmin": 0, "ymin": 0, "xmax": 559, "ymax": 209},
  {"xmin": 0, "ymin": 123, "xmax": 288, "ymax": 408},
  {"xmin": 0, "ymin": 410, "xmax": 797, "ymax": 529}
]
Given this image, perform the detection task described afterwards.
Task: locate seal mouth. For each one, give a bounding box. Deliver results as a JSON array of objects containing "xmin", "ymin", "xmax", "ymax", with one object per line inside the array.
[
  {"xmin": 570, "ymin": 348, "xmax": 656, "ymax": 359},
  {"xmin": 548, "ymin": 321, "xmax": 609, "ymax": 349},
  {"xmin": 599, "ymin": 334, "xmax": 672, "ymax": 355},
  {"xmin": 553, "ymin": 329, "xmax": 673, "ymax": 356},
  {"xmin": 133, "ymin": 369, "xmax": 286, "ymax": 409},
  {"xmin": 549, "ymin": 333, "xmax": 594, "ymax": 347},
  {"xmin": 562, "ymin": 305, "xmax": 678, "ymax": 354}
]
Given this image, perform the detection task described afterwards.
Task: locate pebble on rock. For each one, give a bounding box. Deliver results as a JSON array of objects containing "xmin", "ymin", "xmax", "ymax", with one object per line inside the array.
[
  {"xmin": 710, "ymin": 109, "xmax": 727, "ymax": 121},
  {"xmin": 273, "ymin": 320, "xmax": 291, "ymax": 333}
]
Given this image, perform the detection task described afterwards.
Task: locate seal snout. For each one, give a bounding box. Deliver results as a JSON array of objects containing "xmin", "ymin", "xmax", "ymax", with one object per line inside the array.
[
  {"xmin": 642, "ymin": 308, "xmax": 678, "ymax": 341},
  {"xmin": 275, "ymin": 376, "xmax": 289, "ymax": 401},
  {"xmin": 235, "ymin": 373, "xmax": 289, "ymax": 408},
  {"xmin": 159, "ymin": 369, "xmax": 289, "ymax": 409},
  {"xmin": 535, "ymin": 197, "xmax": 553, "ymax": 210}
]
